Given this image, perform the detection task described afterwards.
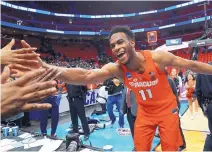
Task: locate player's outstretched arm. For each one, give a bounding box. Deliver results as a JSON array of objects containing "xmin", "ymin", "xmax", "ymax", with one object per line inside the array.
[
  {"xmin": 44, "ymin": 62, "xmax": 123, "ymax": 85},
  {"xmin": 14, "ymin": 40, "xmax": 123, "ymax": 84},
  {"xmin": 153, "ymin": 51, "xmax": 212, "ymax": 75}
]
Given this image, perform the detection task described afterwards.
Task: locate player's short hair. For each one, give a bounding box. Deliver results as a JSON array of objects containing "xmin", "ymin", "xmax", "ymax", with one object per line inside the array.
[{"xmin": 108, "ymin": 26, "xmax": 135, "ymax": 41}]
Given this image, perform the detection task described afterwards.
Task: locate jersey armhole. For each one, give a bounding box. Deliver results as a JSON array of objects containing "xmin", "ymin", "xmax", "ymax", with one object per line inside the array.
[
  {"xmin": 153, "ymin": 62, "xmax": 166, "ymax": 74},
  {"xmin": 150, "ymin": 51, "xmax": 166, "ymax": 75},
  {"xmin": 140, "ymin": 50, "xmax": 166, "ymax": 75},
  {"xmin": 154, "ymin": 63, "xmax": 166, "ymax": 75}
]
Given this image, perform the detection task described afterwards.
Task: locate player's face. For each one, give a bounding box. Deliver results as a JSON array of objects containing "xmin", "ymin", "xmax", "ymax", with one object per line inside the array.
[{"xmin": 110, "ymin": 32, "xmax": 135, "ymax": 65}]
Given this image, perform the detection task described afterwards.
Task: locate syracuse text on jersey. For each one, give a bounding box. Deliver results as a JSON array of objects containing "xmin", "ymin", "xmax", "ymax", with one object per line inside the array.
[{"xmin": 129, "ymin": 78, "xmax": 159, "ymax": 88}]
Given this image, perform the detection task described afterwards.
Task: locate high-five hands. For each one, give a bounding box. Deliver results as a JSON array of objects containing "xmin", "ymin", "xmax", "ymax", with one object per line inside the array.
[
  {"xmin": 1, "ymin": 39, "xmax": 41, "ymax": 78},
  {"xmin": 1, "ymin": 66, "xmax": 60, "ymax": 119},
  {"xmin": 8, "ymin": 40, "xmax": 56, "ymax": 78},
  {"xmin": 1, "ymin": 39, "xmax": 40, "ymax": 65}
]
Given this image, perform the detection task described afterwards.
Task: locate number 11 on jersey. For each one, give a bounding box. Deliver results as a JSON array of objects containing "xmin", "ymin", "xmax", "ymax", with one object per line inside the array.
[{"xmin": 139, "ymin": 89, "xmax": 153, "ymax": 100}]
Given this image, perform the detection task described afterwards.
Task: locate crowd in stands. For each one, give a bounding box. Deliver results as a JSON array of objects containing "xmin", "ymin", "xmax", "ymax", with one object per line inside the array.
[
  {"xmin": 41, "ymin": 52, "xmax": 113, "ymax": 69},
  {"xmin": 37, "ymin": 38, "xmax": 113, "ymax": 69}
]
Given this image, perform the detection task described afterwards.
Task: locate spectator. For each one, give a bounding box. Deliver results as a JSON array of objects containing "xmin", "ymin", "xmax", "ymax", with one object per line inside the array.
[
  {"xmin": 104, "ymin": 77, "xmax": 124, "ymax": 128},
  {"xmin": 39, "ymin": 94, "xmax": 60, "ymax": 137},
  {"xmin": 170, "ymin": 68, "xmax": 182, "ymax": 98}
]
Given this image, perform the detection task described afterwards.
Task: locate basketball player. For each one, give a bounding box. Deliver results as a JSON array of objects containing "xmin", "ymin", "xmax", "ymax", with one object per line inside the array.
[{"xmin": 17, "ymin": 26, "xmax": 212, "ymax": 151}]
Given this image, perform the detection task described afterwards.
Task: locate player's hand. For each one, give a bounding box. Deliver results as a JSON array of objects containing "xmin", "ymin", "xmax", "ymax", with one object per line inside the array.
[
  {"xmin": 10, "ymin": 40, "xmax": 61, "ymax": 79},
  {"xmin": 6, "ymin": 39, "xmax": 42, "ymax": 78},
  {"xmin": 8, "ymin": 40, "xmax": 50, "ymax": 78},
  {"xmin": 1, "ymin": 67, "xmax": 58, "ymax": 119},
  {"xmin": 21, "ymin": 40, "xmax": 50, "ymax": 69},
  {"xmin": 1, "ymin": 39, "xmax": 40, "ymax": 65}
]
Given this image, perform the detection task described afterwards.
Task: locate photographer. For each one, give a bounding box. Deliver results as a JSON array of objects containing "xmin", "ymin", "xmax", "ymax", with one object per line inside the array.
[{"xmin": 104, "ymin": 77, "xmax": 124, "ymax": 128}]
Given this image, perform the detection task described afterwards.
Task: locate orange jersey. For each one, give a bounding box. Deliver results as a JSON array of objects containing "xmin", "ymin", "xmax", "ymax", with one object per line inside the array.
[{"xmin": 118, "ymin": 50, "xmax": 178, "ymax": 117}]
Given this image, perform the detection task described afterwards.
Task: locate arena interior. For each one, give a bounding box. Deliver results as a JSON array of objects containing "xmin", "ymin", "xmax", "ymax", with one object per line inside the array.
[{"xmin": 1, "ymin": 0, "xmax": 212, "ymax": 151}]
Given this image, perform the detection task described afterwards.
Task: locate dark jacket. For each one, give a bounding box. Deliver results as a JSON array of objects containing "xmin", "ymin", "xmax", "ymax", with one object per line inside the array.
[
  {"xmin": 168, "ymin": 76, "xmax": 180, "ymax": 108},
  {"xmin": 66, "ymin": 84, "xmax": 87, "ymax": 99},
  {"xmin": 195, "ymin": 62, "xmax": 212, "ymax": 109},
  {"xmin": 196, "ymin": 74, "xmax": 212, "ymax": 99}
]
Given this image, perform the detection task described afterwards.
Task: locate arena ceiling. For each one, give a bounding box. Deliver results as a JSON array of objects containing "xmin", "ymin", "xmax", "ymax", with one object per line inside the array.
[
  {"xmin": 2, "ymin": 1, "xmax": 202, "ymax": 41},
  {"xmin": 10, "ymin": 1, "xmax": 187, "ymax": 15}
]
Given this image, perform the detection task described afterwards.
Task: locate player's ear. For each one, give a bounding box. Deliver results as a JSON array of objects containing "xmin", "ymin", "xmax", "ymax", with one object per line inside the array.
[{"xmin": 130, "ymin": 40, "xmax": 135, "ymax": 48}]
